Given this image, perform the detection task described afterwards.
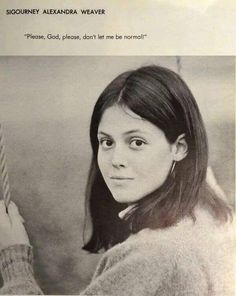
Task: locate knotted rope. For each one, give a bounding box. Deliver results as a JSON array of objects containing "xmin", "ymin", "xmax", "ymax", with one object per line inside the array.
[{"xmin": 0, "ymin": 124, "xmax": 11, "ymax": 212}]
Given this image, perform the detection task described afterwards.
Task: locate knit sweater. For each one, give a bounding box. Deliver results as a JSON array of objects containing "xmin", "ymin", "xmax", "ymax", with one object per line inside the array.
[{"xmin": 0, "ymin": 207, "xmax": 235, "ymax": 295}]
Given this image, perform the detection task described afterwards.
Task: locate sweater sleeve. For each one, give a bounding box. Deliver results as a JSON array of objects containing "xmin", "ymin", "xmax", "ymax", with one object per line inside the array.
[{"xmin": 0, "ymin": 244, "xmax": 43, "ymax": 295}]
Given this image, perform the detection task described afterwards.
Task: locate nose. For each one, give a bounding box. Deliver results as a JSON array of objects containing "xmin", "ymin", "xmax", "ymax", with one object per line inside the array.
[{"xmin": 111, "ymin": 145, "xmax": 127, "ymax": 168}]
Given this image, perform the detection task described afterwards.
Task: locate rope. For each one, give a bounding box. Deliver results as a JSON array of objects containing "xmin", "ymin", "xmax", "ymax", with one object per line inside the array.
[{"xmin": 0, "ymin": 124, "xmax": 11, "ymax": 212}]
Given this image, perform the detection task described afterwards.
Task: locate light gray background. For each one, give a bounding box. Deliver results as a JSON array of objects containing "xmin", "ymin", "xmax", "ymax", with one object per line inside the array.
[{"xmin": 0, "ymin": 57, "xmax": 234, "ymax": 294}]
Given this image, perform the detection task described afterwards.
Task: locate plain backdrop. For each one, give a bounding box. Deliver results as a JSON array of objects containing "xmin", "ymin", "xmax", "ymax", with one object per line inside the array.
[{"xmin": 0, "ymin": 56, "xmax": 234, "ymax": 294}]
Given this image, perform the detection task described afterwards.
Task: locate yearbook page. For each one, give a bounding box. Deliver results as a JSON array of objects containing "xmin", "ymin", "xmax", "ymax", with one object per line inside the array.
[{"xmin": 0, "ymin": 1, "xmax": 235, "ymax": 295}]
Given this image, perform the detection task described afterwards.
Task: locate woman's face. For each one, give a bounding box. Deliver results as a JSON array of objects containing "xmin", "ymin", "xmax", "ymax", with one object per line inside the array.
[{"xmin": 97, "ymin": 105, "xmax": 175, "ymax": 204}]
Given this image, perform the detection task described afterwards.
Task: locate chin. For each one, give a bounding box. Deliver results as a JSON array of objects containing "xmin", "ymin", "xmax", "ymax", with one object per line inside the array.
[{"xmin": 111, "ymin": 192, "xmax": 142, "ymax": 204}]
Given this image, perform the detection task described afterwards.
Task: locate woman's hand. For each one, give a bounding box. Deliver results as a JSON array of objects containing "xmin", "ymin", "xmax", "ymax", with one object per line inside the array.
[{"xmin": 0, "ymin": 201, "xmax": 30, "ymax": 251}]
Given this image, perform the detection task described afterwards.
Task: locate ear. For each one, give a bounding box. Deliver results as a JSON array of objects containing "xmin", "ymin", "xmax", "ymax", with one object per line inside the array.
[{"xmin": 171, "ymin": 134, "xmax": 188, "ymax": 162}]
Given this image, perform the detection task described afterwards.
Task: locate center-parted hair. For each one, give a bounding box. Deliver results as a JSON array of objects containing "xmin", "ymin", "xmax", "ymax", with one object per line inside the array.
[{"xmin": 83, "ymin": 65, "xmax": 231, "ymax": 253}]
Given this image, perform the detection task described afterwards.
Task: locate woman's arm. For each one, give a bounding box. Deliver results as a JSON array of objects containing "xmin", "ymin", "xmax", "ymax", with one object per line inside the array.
[
  {"xmin": 0, "ymin": 244, "xmax": 43, "ymax": 295},
  {"xmin": 0, "ymin": 201, "xmax": 43, "ymax": 295}
]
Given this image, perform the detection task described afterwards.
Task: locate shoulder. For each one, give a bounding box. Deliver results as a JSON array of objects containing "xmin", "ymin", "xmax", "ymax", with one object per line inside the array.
[
  {"xmin": 89, "ymin": 229, "xmax": 178, "ymax": 295},
  {"xmin": 92, "ymin": 228, "xmax": 177, "ymax": 282},
  {"xmin": 95, "ymin": 217, "xmax": 193, "ymax": 277},
  {"xmin": 100, "ymin": 207, "xmax": 235, "ymax": 270},
  {"xmin": 89, "ymin": 209, "xmax": 235, "ymax": 295}
]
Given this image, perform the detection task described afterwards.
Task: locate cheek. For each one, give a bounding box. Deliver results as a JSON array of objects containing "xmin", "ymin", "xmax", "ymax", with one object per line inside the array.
[
  {"xmin": 136, "ymin": 148, "xmax": 173, "ymax": 183},
  {"xmin": 97, "ymin": 150, "xmax": 103, "ymax": 172},
  {"xmin": 97, "ymin": 150, "xmax": 109, "ymax": 176}
]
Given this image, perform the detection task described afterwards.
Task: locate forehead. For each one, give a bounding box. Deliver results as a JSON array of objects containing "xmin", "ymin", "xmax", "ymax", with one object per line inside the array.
[{"xmin": 98, "ymin": 105, "xmax": 162, "ymax": 136}]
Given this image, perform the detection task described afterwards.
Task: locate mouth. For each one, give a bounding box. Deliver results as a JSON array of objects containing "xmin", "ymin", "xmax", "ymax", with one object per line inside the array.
[
  {"xmin": 110, "ymin": 176, "xmax": 134, "ymax": 180},
  {"xmin": 109, "ymin": 176, "xmax": 134, "ymax": 185}
]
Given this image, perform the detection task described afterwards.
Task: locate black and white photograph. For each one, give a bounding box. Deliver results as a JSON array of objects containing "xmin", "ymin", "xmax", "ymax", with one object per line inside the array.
[{"xmin": 0, "ymin": 56, "xmax": 235, "ymax": 295}]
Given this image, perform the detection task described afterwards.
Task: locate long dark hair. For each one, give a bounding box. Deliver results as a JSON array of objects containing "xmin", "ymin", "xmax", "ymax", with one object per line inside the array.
[{"xmin": 83, "ymin": 65, "xmax": 232, "ymax": 253}]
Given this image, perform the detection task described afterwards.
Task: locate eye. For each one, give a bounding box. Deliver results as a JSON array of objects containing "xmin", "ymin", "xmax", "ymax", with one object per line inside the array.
[
  {"xmin": 129, "ymin": 138, "xmax": 147, "ymax": 149},
  {"xmin": 99, "ymin": 138, "xmax": 114, "ymax": 150}
]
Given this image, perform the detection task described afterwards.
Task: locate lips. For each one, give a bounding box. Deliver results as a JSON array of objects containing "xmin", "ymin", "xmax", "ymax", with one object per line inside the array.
[
  {"xmin": 110, "ymin": 176, "xmax": 134, "ymax": 180},
  {"xmin": 109, "ymin": 176, "xmax": 134, "ymax": 186}
]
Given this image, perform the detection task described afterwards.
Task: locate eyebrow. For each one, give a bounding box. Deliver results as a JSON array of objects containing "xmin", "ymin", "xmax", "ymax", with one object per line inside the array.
[{"xmin": 97, "ymin": 129, "xmax": 147, "ymax": 137}]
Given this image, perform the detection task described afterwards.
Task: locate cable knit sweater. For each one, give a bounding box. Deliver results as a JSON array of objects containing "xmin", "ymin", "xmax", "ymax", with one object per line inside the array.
[{"xmin": 0, "ymin": 207, "xmax": 235, "ymax": 295}]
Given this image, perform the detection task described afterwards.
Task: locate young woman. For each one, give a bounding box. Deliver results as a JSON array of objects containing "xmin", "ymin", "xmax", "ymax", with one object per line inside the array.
[{"xmin": 0, "ymin": 65, "xmax": 235, "ymax": 295}]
